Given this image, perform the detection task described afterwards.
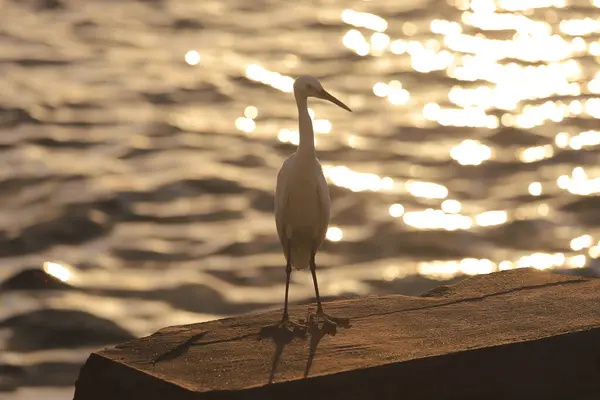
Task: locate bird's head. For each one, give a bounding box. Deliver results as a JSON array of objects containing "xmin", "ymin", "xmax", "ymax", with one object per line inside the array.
[{"xmin": 293, "ymin": 75, "xmax": 352, "ymax": 112}]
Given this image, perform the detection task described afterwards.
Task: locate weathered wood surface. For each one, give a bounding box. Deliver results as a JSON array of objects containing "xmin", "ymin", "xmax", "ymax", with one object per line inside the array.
[{"xmin": 74, "ymin": 268, "xmax": 600, "ymax": 400}]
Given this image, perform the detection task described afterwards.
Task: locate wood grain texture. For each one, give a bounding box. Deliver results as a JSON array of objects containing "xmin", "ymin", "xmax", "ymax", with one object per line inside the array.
[{"xmin": 74, "ymin": 268, "xmax": 600, "ymax": 400}]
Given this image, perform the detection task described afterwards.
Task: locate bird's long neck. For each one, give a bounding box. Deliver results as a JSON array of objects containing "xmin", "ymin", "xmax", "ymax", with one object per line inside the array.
[{"xmin": 295, "ymin": 95, "xmax": 315, "ymax": 157}]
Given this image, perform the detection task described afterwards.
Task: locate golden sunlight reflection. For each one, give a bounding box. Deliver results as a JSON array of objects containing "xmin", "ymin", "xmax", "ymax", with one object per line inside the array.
[
  {"xmin": 278, "ymin": 129, "xmax": 310, "ymax": 146},
  {"xmin": 389, "ymin": 203, "xmax": 405, "ymax": 217},
  {"xmin": 518, "ymin": 145, "xmax": 554, "ymax": 163},
  {"xmin": 341, "ymin": 10, "xmax": 388, "ymax": 32},
  {"xmin": 528, "ymin": 182, "xmax": 542, "ymax": 196},
  {"xmin": 418, "ymin": 250, "xmax": 586, "ymax": 280},
  {"xmin": 417, "ymin": 258, "xmax": 495, "ymax": 279},
  {"xmin": 570, "ymin": 235, "xmax": 593, "ymax": 251},
  {"xmin": 445, "ymin": 34, "xmax": 575, "ymax": 64},
  {"xmin": 560, "ymin": 19, "xmax": 600, "ymax": 36},
  {"xmin": 43, "ymin": 261, "xmax": 72, "ymax": 282},
  {"xmin": 423, "ymin": 104, "xmax": 499, "ymax": 129},
  {"xmin": 584, "ymin": 98, "xmax": 600, "ymax": 118},
  {"xmin": 556, "ymin": 167, "xmax": 600, "ymax": 195},
  {"xmin": 235, "ymin": 117, "xmax": 255, "ymax": 133},
  {"xmin": 496, "ymin": 0, "xmax": 566, "ymax": 12},
  {"xmin": 388, "ymin": 81, "xmax": 410, "ymax": 105},
  {"xmin": 244, "ymin": 106, "xmax": 258, "ymax": 119},
  {"xmin": 343, "ymin": 29, "xmax": 370, "ymax": 56},
  {"xmin": 449, "ymin": 86, "xmax": 517, "ymax": 110},
  {"xmin": 566, "ymin": 254, "xmax": 586, "ymax": 268},
  {"xmin": 556, "ymin": 130, "xmax": 600, "ymax": 150},
  {"xmin": 589, "ymin": 72, "xmax": 600, "ymax": 92},
  {"xmin": 498, "ymin": 260, "xmax": 513, "ymax": 271},
  {"xmin": 390, "ymin": 39, "xmax": 407, "ymax": 54},
  {"xmin": 382, "ymin": 265, "xmax": 409, "ymax": 281},
  {"xmin": 373, "ymin": 81, "xmax": 410, "ymax": 104},
  {"xmin": 245, "ymin": 64, "xmax": 294, "ymax": 92},
  {"xmin": 514, "ymin": 99, "xmax": 583, "ymax": 129},
  {"xmin": 326, "ymin": 226, "xmax": 343, "ymax": 242},
  {"xmin": 462, "ymin": 10, "xmax": 550, "ymax": 35},
  {"xmin": 430, "ymin": 19, "xmax": 462, "ymax": 35},
  {"xmin": 405, "ymin": 180, "xmax": 448, "ymax": 199},
  {"xmin": 276, "ymin": 108, "xmax": 331, "ymax": 144},
  {"xmin": 403, "ymin": 209, "xmax": 473, "ymax": 230},
  {"xmin": 184, "ymin": 50, "xmax": 200, "ymax": 66},
  {"xmin": 408, "ymin": 42, "xmax": 454, "ymax": 73},
  {"xmin": 441, "ymin": 199, "xmax": 462, "ymax": 213},
  {"xmin": 371, "ymin": 32, "xmax": 391, "ymax": 55},
  {"xmin": 323, "ymin": 165, "xmax": 394, "ymax": 192},
  {"xmin": 403, "ymin": 22, "xmax": 417, "ymax": 36},
  {"xmin": 589, "ymin": 245, "xmax": 600, "ymax": 259},
  {"xmin": 516, "ymin": 252, "xmax": 565, "ymax": 270},
  {"xmin": 450, "ymin": 139, "xmax": 492, "ymax": 165},
  {"xmin": 475, "ymin": 210, "xmax": 508, "ymax": 227}
]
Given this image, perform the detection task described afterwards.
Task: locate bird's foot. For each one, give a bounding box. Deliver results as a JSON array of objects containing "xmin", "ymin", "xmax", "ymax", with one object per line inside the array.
[
  {"xmin": 279, "ymin": 315, "xmax": 307, "ymax": 332},
  {"xmin": 309, "ymin": 307, "xmax": 351, "ymax": 332},
  {"xmin": 260, "ymin": 314, "xmax": 307, "ymax": 338}
]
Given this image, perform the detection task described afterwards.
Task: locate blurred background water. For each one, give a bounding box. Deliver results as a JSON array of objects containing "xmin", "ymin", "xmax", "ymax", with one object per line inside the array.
[{"xmin": 2, "ymin": 0, "xmax": 600, "ymax": 397}]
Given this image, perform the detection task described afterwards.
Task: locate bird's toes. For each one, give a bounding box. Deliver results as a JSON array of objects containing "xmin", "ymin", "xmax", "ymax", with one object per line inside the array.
[{"xmin": 311, "ymin": 311, "xmax": 351, "ymax": 329}]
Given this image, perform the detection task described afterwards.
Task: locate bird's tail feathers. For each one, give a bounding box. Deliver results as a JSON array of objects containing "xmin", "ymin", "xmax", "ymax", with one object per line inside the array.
[{"xmin": 290, "ymin": 242, "xmax": 312, "ymax": 270}]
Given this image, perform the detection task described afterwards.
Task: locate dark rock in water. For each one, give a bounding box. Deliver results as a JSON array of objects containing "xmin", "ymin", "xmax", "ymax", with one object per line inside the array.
[
  {"xmin": 92, "ymin": 283, "xmax": 274, "ymax": 316},
  {"xmin": 142, "ymin": 85, "xmax": 231, "ymax": 105},
  {"xmin": 149, "ymin": 284, "xmax": 273, "ymax": 315},
  {"xmin": 560, "ymin": 196, "xmax": 600, "ymax": 225},
  {"xmin": 483, "ymin": 219, "xmax": 568, "ymax": 251},
  {"xmin": 249, "ymin": 190, "xmax": 274, "ymax": 212},
  {"xmin": 37, "ymin": 0, "xmax": 64, "ymax": 10},
  {"xmin": 111, "ymin": 246, "xmax": 197, "ymax": 262},
  {"xmin": 0, "ymin": 268, "xmax": 72, "ymax": 291},
  {"xmin": 0, "ymin": 364, "xmax": 25, "ymax": 392},
  {"xmin": 0, "ymin": 107, "xmax": 37, "ymax": 127},
  {"xmin": 328, "ymin": 222, "xmax": 484, "ymax": 262},
  {"xmin": 172, "ymin": 18, "xmax": 204, "ymax": 30},
  {"xmin": 215, "ymin": 240, "xmax": 280, "ymax": 257},
  {"xmin": 486, "ymin": 127, "xmax": 548, "ymax": 146},
  {"xmin": 21, "ymin": 362, "xmax": 82, "ymax": 388},
  {"xmin": 555, "ymin": 266, "xmax": 600, "ymax": 278},
  {"xmin": 331, "ymin": 199, "xmax": 370, "ymax": 226},
  {"xmin": 0, "ymin": 205, "xmax": 113, "ymax": 256},
  {"xmin": 0, "ymin": 309, "xmax": 135, "ymax": 352},
  {"xmin": 221, "ymin": 154, "xmax": 266, "ymax": 168},
  {"xmin": 11, "ymin": 0, "xmax": 64, "ymax": 11},
  {"xmin": 144, "ymin": 178, "xmax": 246, "ymax": 202},
  {"xmin": 0, "ymin": 361, "xmax": 80, "ymax": 390},
  {"xmin": 368, "ymin": 274, "xmax": 465, "ymax": 297}
]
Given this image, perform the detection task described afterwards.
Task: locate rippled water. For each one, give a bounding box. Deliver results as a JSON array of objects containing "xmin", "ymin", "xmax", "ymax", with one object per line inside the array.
[{"xmin": 2, "ymin": 0, "xmax": 600, "ymax": 397}]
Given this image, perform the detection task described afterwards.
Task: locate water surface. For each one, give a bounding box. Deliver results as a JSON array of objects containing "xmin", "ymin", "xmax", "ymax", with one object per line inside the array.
[{"xmin": 1, "ymin": 0, "xmax": 600, "ymax": 397}]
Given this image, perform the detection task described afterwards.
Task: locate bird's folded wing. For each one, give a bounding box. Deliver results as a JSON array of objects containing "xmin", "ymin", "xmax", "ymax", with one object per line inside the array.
[{"xmin": 315, "ymin": 163, "xmax": 331, "ymax": 248}]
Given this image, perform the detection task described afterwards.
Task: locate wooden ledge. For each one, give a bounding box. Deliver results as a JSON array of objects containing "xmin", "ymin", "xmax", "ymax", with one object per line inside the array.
[{"xmin": 74, "ymin": 268, "xmax": 600, "ymax": 399}]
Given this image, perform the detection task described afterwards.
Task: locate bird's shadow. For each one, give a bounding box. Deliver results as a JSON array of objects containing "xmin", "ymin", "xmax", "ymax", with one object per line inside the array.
[
  {"xmin": 259, "ymin": 311, "xmax": 351, "ymax": 383},
  {"xmin": 149, "ymin": 331, "xmax": 208, "ymax": 368},
  {"xmin": 304, "ymin": 312, "xmax": 351, "ymax": 378}
]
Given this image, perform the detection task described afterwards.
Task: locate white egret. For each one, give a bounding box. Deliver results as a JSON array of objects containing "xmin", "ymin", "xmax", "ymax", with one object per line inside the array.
[{"xmin": 272, "ymin": 75, "xmax": 352, "ymax": 331}]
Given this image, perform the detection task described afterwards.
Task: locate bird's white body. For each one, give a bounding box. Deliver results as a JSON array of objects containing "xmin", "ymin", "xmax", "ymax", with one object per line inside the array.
[
  {"xmin": 269, "ymin": 74, "xmax": 351, "ymax": 328},
  {"xmin": 275, "ymin": 152, "xmax": 330, "ymax": 270}
]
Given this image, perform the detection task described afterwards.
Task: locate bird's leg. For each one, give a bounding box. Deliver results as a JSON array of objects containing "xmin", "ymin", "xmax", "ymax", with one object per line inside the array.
[
  {"xmin": 281, "ymin": 256, "xmax": 292, "ymax": 320},
  {"xmin": 262, "ymin": 243, "xmax": 306, "ymax": 334},
  {"xmin": 309, "ymin": 252, "xmax": 349, "ymax": 328},
  {"xmin": 279, "ymin": 256, "xmax": 304, "ymax": 329}
]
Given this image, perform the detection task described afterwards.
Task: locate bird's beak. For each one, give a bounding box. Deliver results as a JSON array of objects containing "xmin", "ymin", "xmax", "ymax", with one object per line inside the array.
[{"xmin": 319, "ymin": 89, "xmax": 352, "ymax": 112}]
